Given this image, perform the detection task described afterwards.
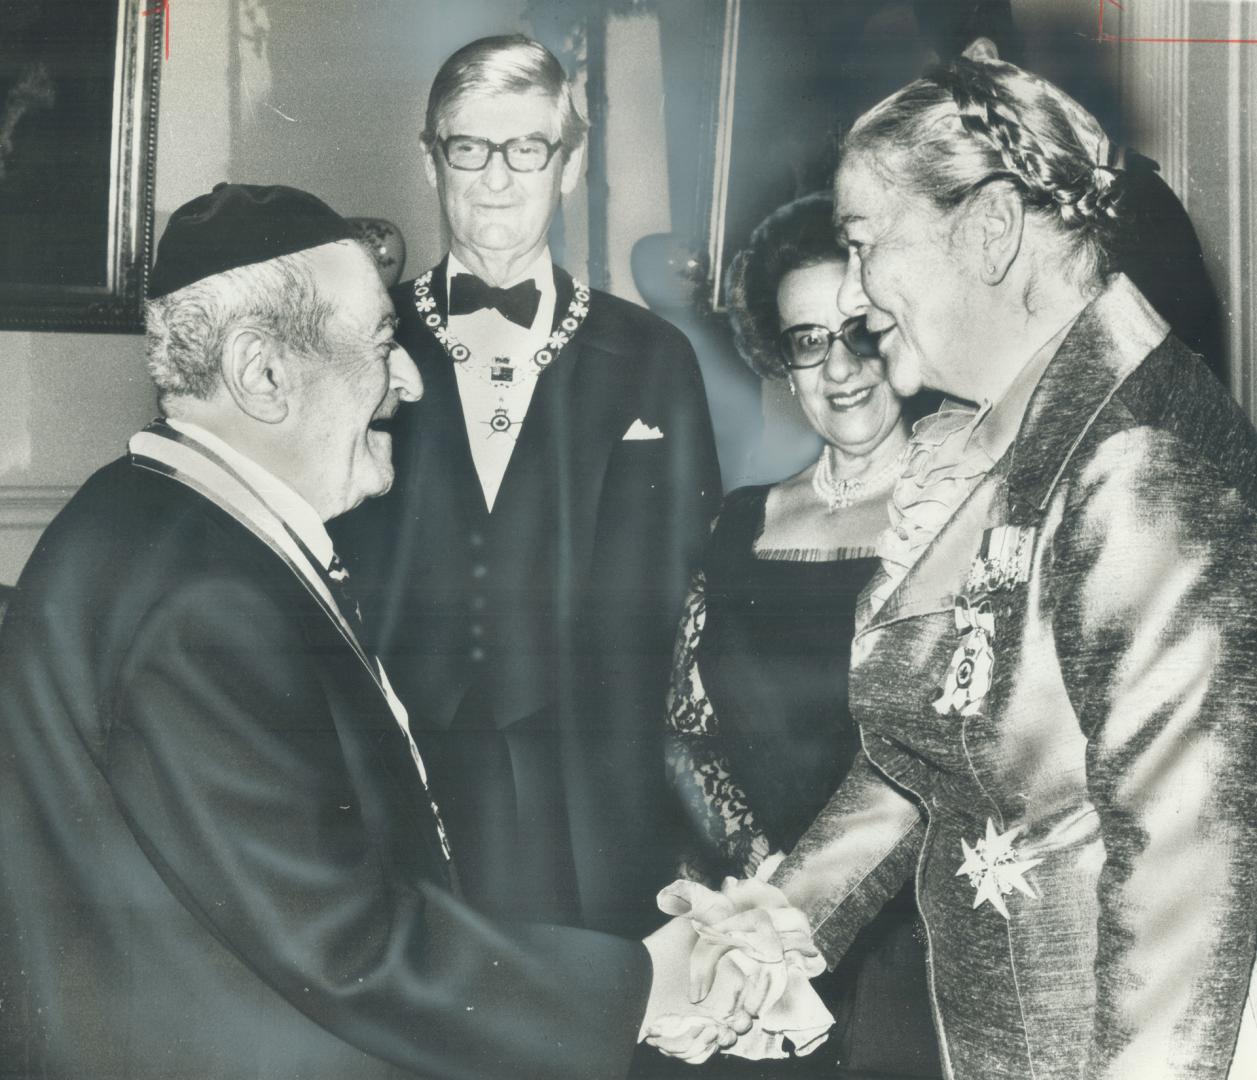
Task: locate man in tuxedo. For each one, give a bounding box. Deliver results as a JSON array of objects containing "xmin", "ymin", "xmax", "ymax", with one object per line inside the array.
[
  {"xmin": 0, "ymin": 183, "xmax": 700, "ymax": 1080},
  {"xmin": 333, "ymin": 36, "xmax": 721, "ymax": 937}
]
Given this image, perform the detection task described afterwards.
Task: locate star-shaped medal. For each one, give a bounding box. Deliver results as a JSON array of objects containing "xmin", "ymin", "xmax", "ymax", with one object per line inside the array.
[{"xmin": 955, "ymin": 818, "xmax": 1043, "ymax": 919}]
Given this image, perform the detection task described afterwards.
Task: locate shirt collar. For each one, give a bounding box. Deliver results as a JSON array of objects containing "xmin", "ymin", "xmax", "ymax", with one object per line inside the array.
[
  {"xmin": 164, "ymin": 418, "xmax": 335, "ymax": 570},
  {"xmin": 446, "ymin": 247, "xmax": 555, "ymax": 333}
]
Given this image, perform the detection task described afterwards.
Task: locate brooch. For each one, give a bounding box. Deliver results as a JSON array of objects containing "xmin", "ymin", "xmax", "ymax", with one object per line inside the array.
[
  {"xmin": 965, "ymin": 525, "xmax": 1036, "ymax": 596},
  {"xmin": 956, "ymin": 818, "xmax": 1043, "ymax": 919},
  {"xmin": 932, "ymin": 596, "xmax": 994, "ymax": 716}
]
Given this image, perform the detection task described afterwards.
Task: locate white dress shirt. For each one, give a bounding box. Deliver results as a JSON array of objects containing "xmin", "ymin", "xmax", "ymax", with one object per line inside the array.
[{"xmin": 446, "ymin": 248, "xmax": 557, "ymax": 511}]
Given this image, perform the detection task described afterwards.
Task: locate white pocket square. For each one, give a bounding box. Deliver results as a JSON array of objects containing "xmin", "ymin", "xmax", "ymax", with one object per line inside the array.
[{"xmin": 623, "ymin": 419, "xmax": 664, "ymax": 441}]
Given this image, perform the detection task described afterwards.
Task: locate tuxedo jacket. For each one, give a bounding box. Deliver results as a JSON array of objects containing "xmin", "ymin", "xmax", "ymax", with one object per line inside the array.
[
  {"xmin": 333, "ymin": 260, "xmax": 721, "ymax": 935},
  {"xmin": 0, "ymin": 441, "xmax": 650, "ymax": 1080},
  {"xmin": 777, "ymin": 276, "xmax": 1257, "ymax": 1079}
]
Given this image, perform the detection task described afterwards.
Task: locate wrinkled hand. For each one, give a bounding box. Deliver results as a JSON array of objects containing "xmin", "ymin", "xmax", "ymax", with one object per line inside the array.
[
  {"xmin": 640, "ymin": 876, "xmax": 831, "ymax": 1063},
  {"xmin": 640, "ymin": 916, "xmax": 725, "ymax": 1062},
  {"xmin": 691, "ymin": 895, "xmax": 819, "ymax": 1017},
  {"xmin": 643, "ymin": 1014, "xmax": 739, "ymax": 1065},
  {"xmin": 662, "ymin": 877, "xmax": 825, "ymax": 1014}
]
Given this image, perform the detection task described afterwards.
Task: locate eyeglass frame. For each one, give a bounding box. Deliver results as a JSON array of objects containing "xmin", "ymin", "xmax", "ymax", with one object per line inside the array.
[
  {"xmin": 777, "ymin": 315, "xmax": 882, "ymax": 370},
  {"xmin": 435, "ymin": 134, "xmax": 565, "ymax": 173}
]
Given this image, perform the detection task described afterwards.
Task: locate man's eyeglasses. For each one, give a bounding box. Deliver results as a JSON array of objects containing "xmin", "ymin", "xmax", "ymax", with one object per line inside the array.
[
  {"xmin": 778, "ymin": 316, "xmax": 881, "ymax": 369},
  {"xmin": 437, "ymin": 135, "xmax": 564, "ymax": 173}
]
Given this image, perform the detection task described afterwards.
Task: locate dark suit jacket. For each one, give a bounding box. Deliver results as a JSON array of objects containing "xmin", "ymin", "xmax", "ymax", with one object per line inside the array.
[
  {"xmin": 0, "ymin": 450, "xmax": 650, "ymax": 1080},
  {"xmin": 333, "ymin": 262, "xmax": 721, "ymax": 936}
]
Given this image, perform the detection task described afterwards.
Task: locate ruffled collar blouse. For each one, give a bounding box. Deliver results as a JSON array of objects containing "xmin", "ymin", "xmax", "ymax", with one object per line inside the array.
[{"xmin": 861, "ymin": 314, "xmax": 1079, "ymax": 627}]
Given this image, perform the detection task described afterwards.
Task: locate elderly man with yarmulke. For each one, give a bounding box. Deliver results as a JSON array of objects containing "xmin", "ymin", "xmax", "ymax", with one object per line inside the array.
[
  {"xmin": 331, "ymin": 34, "xmax": 721, "ymax": 942},
  {"xmin": 0, "ymin": 182, "xmax": 712, "ymax": 1080}
]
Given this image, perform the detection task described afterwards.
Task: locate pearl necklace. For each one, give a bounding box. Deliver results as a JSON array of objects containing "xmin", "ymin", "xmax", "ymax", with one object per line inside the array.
[{"xmin": 812, "ymin": 444, "xmax": 906, "ymax": 513}]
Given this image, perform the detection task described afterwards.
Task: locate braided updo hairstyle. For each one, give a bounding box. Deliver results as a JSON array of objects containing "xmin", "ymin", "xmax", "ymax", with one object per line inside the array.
[{"xmin": 843, "ymin": 54, "xmax": 1125, "ymax": 286}]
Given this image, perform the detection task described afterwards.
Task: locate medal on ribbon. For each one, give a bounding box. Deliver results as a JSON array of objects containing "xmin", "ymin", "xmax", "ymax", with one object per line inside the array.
[{"xmin": 932, "ymin": 595, "xmax": 995, "ymax": 716}]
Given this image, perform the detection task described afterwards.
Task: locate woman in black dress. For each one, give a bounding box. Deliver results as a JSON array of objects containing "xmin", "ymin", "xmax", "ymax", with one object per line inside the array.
[{"xmin": 664, "ymin": 192, "xmax": 940, "ymax": 1077}]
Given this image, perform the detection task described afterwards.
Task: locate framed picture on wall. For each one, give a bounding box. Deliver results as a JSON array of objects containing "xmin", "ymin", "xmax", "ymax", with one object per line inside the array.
[{"xmin": 0, "ymin": 0, "xmax": 162, "ymax": 333}]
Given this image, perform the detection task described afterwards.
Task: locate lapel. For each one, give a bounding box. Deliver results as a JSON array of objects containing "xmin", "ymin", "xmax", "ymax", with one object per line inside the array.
[
  {"xmin": 127, "ymin": 433, "xmax": 453, "ymax": 885},
  {"xmin": 489, "ymin": 270, "xmax": 646, "ymax": 546},
  {"xmin": 858, "ymin": 275, "xmax": 1169, "ymax": 638},
  {"xmin": 129, "ymin": 422, "xmax": 374, "ymax": 671},
  {"xmin": 394, "ymin": 261, "xmax": 643, "ymax": 727},
  {"xmin": 403, "ymin": 257, "xmax": 492, "ymax": 522},
  {"xmin": 307, "ymin": 641, "xmax": 453, "ymax": 887},
  {"xmin": 489, "ymin": 267, "xmax": 594, "ymax": 524},
  {"xmin": 486, "ymin": 272, "xmax": 641, "ymax": 725},
  {"xmin": 1003, "ymin": 274, "xmax": 1169, "ymax": 517},
  {"xmin": 401, "ymin": 260, "xmax": 593, "ymax": 525},
  {"xmin": 860, "ymin": 474, "xmax": 1009, "ymax": 634},
  {"xmin": 404, "ymin": 258, "xmax": 624, "ymax": 536}
]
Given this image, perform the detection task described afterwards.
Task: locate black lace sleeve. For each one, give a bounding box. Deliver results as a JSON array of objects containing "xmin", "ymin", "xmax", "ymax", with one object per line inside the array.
[{"xmin": 664, "ymin": 569, "xmax": 770, "ymax": 881}]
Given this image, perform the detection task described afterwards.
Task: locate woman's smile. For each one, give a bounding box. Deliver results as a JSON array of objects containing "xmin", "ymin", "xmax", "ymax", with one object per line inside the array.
[{"xmin": 824, "ymin": 385, "xmax": 876, "ymax": 410}]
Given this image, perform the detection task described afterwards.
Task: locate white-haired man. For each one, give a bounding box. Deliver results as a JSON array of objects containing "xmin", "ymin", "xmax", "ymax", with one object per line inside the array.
[
  {"xmin": 333, "ymin": 34, "xmax": 722, "ymax": 940},
  {"xmin": 0, "ymin": 183, "xmax": 704, "ymax": 1080}
]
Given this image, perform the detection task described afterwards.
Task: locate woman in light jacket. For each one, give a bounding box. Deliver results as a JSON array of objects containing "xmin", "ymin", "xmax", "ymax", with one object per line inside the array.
[{"xmin": 774, "ymin": 46, "xmax": 1257, "ymax": 1080}]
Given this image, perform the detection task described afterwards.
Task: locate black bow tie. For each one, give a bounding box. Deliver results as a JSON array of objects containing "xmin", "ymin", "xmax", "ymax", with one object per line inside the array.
[{"xmin": 449, "ymin": 272, "xmax": 541, "ymax": 328}]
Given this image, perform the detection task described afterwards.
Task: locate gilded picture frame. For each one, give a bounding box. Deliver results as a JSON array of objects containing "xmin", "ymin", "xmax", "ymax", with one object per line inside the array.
[{"xmin": 0, "ymin": 0, "xmax": 162, "ymax": 333}]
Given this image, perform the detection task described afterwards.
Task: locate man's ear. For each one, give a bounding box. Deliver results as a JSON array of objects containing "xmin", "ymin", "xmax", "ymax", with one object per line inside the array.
[
  {"xmin": 559, "ymin": 141, "xmax": 585, "ymax": 197},
  {"xmin": 423, "ymin": 145, "xmax": 439, "ymax": 190},
  {"xmin": 221, "ymin": 327, "xmax": 290, "ymax": 423},
  {"xmin": 968, "ymin": 180, "xmax": 1024, "ymax": 286}
]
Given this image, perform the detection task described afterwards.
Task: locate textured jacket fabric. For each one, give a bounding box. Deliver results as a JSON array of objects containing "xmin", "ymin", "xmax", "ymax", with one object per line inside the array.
[
  {"xmin": 0, "ymin": 446, "xmax": 650, "ymax": 1080},
  {"xmin": 775, "ymin": 276, "xmax": 1257, "ymax": 1079},
  {"xmin": 332, "ymin": 260, "xmax": 721, "ymax": 936}
]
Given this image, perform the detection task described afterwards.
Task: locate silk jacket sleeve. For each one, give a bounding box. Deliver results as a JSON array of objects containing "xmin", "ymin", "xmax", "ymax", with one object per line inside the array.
[
  {"xmin": 1047, "ymin": 426, "xmax": 1257, "ymax": 1080},
  {"xmin": 770, "ymin": 748, "xmax": 923, "ymax": 966},
  {"xmin": 105, "ymin": 572, "xmax": 650, "ymax": 1080}
]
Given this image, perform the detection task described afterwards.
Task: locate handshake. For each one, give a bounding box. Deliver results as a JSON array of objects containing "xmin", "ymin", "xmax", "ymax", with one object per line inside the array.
[{"xmin": 638, "ymin": 866, "xmax": 833, "ymax": 1065}]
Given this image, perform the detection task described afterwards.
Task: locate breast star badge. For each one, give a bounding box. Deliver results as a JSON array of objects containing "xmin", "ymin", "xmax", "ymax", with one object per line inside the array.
[{"xmin": 956, "ymin": 818, "xmax": 1043, "ymax": 919}]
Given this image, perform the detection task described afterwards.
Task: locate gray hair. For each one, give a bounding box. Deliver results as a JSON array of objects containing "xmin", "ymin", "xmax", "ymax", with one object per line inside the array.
[
  {"xmin": 843, "ymin": 57, "xmax": 1124, "ymax": 286},
  {"xmin": 421, "ymin": 35, "xmax": 588, "ymax": 159},
  {"xmin": 144, "ymin": 248, "xmax": 335, "ymax": 401}
]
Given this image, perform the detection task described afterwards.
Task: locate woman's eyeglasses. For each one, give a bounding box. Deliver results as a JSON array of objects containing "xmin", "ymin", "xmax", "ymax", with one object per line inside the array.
[
  {"xmin": 437, "ymin": 135, "xmax": 564, "ymax": 173},
  {"xmin": 778, "ymin": 316, "xmax": 882, "ymax": 370}
]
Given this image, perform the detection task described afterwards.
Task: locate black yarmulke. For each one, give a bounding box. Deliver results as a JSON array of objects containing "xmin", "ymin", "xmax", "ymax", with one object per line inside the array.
[{"xmin": 148, "ymin": 182, "xmax": 357, "ymax": 298}]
